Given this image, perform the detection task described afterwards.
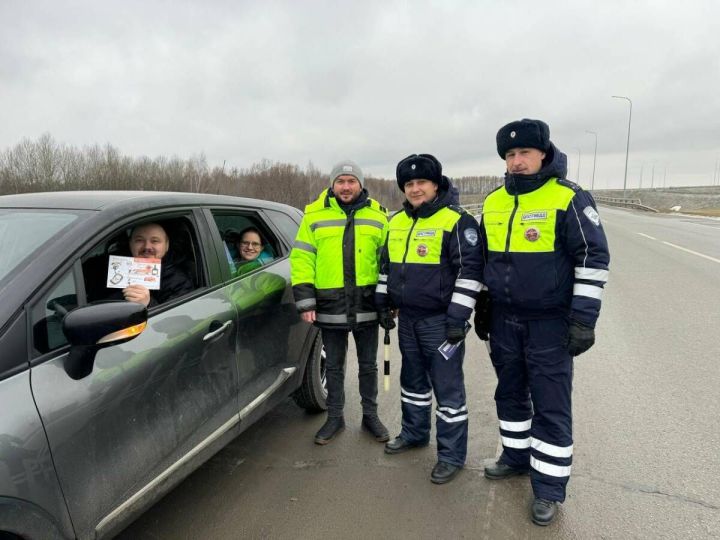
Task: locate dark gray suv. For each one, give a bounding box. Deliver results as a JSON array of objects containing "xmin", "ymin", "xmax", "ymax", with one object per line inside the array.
[{"xmin": 0, "ymin": 191, "xmax": 326, "ymax": 539}]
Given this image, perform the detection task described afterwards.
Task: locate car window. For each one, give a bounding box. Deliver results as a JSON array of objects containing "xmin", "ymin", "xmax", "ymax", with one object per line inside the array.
[
  {"xmin": 211, "ymin": 212, "xmax": 280, "ymax": 279},
  {"xmin": 265, "ymin": 209, "xmax": 300, "ymax": 248},
  {"xmin": 31, "ymin": 270, "xmax": 78, "ymax": 355},
  {"xmin": 0, "ymin": 209, "xmax": 83, "ymax": 285},
  {"xmin": 81, "ymin": 216, "xmax": 204, "ymax": 307}
]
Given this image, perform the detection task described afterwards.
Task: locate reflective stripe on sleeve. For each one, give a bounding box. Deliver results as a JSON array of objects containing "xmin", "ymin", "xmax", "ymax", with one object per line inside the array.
[
  {"xmin": 375, "ymin": 284, "xmax": 388, "ymax": 294},
  {"xmin": 502, "ymin": 436, "xmax": 531, "ymax": 449},
  {"xmin": 451, "ymin": 292, "xmax": 476, "ymax": 309},
  {"xmin": 573, "ymin": 283, "xmax": 604, "ymax": 300},
  {"xmin": 292, "ymin": 240, "xmax": 317, "ymax": 253},
  {"xmin": 500, "ymin": 419, "xmax": 532, "ymax": 432},
  {"xmin": 455, "ymin": 278, "xmax": 483, "ymax": 291},
  {"xmin": 574, "ymin": 267, "xmax": 609, "ymax": 281},
  {"xmin": 531, "ymin": 456, "xmax": 572, "ymax": 477},
  {"xmin": 378, "ymin": 273, "xmax": 388, "ymax": 283},
  {"xmin": 295, "ymin": 298, "xmax": 316, "ymax": 310},
  {"xmin": 531, "ymin": 438, "xmax": 573, "ymax": 458}
]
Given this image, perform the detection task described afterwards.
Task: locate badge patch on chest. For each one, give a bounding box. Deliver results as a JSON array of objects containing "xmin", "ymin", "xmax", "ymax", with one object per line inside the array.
[
  {"xmin": 463, "ymin": 228, "xmax": 478, "ymax": 246},
  {"xmin": 415, "ymin": 230, "xmax": 436, "ymax": 238},
  {"xmin": 583, "ymin": 206, "xmax": 601, "ymax": 226},
  {"xmin": 416, "ymin": 243, "xmax": 429, "ymax": 257},
  {"xmin": 521, "ymin": 211, "xmax": 547, "ymax": 221},
  {"xmin": 524, "ymin": 227, "xmax": 540, "ymax": 242}
]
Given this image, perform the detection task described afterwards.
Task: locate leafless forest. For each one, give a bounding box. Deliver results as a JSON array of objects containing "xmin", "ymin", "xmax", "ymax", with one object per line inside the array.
[{"xmin": 0, "ymin": 134, "xmax": 501, "ymax": 210}]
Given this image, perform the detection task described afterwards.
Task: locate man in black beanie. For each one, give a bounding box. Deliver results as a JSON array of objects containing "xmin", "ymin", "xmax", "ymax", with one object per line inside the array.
[
  {"xmin": 376, "ymin": 154, "xmax": 483, "ymax": 484},
  {"xmin": 477, "ymin": 119, "xmax": 610, "ymax": 525}
]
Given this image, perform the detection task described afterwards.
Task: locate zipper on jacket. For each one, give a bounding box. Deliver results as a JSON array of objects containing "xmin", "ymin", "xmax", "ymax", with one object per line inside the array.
[
  {"xmin": 399, "ymin": 216, "xmax": 419, "ymax": 302},
  {"xmin": 504, "ymin": 194, "xmax": 519, "ymax": 254}
]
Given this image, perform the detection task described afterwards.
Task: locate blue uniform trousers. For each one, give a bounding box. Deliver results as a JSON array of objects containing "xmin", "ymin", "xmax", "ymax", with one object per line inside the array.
[
  {"xmin": 489, "ymin": 314, "xmax": 573, "ymax": 502},
  {"xmin": 398, "ymin": 313, "xmax": 468, "ymax": 467}
]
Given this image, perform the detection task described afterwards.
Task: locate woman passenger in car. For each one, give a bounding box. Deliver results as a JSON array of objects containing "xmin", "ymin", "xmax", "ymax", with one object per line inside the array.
[{"xmin": 231, "ymin": 227, "xmax": 267, "ymax": 276}]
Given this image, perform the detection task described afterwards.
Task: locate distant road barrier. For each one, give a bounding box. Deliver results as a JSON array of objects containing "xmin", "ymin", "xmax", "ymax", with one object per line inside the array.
[
  {"xmin": 593, "ymin": 196, "xmax": 658, "ymax": 213},
  {"xmin": 462, "ymin": 198, "xmax": 659, "ymax": 215},
  {"xmin": 462, "ymin": 202, "xmax": 483, "ymax": 217}
]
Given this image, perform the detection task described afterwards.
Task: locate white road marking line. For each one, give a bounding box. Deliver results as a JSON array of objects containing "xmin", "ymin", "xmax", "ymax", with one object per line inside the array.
[
  {"xmin": 661, "ymin": 241, "xmax": 720, "ymax": 264},
  {"xmin": 636, "ymin": 233, "xmax": 656, "ymax": 240}
]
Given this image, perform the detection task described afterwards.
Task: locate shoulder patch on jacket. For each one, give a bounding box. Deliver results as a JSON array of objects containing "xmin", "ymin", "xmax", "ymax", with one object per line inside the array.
[{"xmin": 556, "ymin": 178, "xmax": 582, "ymax": 192}]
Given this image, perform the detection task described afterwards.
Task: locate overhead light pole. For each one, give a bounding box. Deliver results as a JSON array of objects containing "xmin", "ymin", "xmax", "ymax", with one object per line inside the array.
[
  {"xmin": 574, "ymin": 147, "xmax": 582, "ymax": 184},
  {"xmin": 612, "ymin": 95, "xmax": 632, "ymax": 198},
  {"xmin": 585, "ymin": 130, "xmax": 598, "ymax": 191}
]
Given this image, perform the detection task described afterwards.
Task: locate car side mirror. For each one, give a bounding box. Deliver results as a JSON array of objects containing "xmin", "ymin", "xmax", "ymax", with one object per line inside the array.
[{"xmin": 62, "ymin": 301, "xmax": 148, "ymax": 380}]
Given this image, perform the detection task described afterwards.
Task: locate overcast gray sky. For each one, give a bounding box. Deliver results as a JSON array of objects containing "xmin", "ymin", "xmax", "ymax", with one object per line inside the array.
[{"xmin": 2, "ymin": 0, "xmax": 719, "ymax": 188}]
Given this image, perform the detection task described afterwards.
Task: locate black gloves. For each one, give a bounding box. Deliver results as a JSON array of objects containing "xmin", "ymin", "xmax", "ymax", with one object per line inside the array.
[
  {"xmin": 446, "ymin": 317, "xmax": 469, "ymax": 344},
  {"xmin": 473, "ymin": 290, "xmax": 491, "ymax": 341},
  {"xmin": 567, "ymin": 319, "xmax": 595, "ymax": 356},
  {"xmin": 378, "ymin": 310, "xmax": 396, "ymax": 331}
]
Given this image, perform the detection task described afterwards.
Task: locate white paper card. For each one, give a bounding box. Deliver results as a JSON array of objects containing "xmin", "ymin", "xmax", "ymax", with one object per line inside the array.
[
  {"xmin": 438, "ymin": 340, "xmax": 461, "ymax": 361},
  {"xmin": 106, "ymin": 255, "xmax": 161, "ymax": 290}
]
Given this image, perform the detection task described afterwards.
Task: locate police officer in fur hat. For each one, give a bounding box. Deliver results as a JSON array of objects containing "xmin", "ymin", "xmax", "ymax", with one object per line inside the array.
[
  {"xmin": 476, "ymin": 119, "xmax": 610, "ymax": 525},
  {"xmin": 376, "ymin": 154, "xmax": 483, "ymax": 484}
]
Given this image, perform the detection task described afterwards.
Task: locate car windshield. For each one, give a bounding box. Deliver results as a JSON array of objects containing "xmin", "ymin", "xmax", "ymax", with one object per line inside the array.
[{"xmin": 0, "ymin": 209, "xmax": 83, "ymax": 283}]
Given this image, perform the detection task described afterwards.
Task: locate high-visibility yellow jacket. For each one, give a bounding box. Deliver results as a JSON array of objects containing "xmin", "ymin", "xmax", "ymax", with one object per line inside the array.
[
  {"xmin": 375, "ymin": 185, "xmax": 484, "ymax": 323},
  {"xmin": 481, "ymin": 146, "xmax": 610, "ymax": 327},
  {"xmin": 290, "ymin": 189, "xmax": 388, "ymax": 329}
]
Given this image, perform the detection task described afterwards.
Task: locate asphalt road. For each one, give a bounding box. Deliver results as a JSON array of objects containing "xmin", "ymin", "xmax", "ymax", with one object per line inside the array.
[{"xmin": 118, "ymin": 206, "xmax": 720, "ymax": 539}]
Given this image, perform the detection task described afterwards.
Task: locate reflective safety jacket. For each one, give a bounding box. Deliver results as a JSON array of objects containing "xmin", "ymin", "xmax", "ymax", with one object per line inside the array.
[
  {"xmin": 481, "ymin": 144, "xmax": 610, "ymax": 327},
  {"xmin": 375, "ymin": 186, "xmax": 483, "ymax": 322},
  {"xmin": 290, "ymin": 188, "xmax": 388, "ymax": 330}
]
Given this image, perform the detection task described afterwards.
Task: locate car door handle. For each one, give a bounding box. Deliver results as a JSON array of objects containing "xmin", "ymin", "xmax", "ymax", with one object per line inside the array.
[{"xmin": 203, "ymin": 320, "xmax": 233, "ymax": 342}]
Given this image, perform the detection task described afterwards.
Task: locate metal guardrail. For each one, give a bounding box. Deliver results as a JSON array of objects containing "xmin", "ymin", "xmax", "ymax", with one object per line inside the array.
[
  {"xmin": 462, "ymin": 202, "xmax": 483, "ymax": 216},
  {"xmin": 593, "ymin": 196, "xmax": 658, "ymax": 213},
  {"xmin": 463, "ymin": 198, "xmax": 659, "ymax": 215}
]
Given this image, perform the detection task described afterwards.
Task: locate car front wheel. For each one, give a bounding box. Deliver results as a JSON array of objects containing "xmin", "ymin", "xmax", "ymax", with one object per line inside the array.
[{"xmin": 292, "ymin": 333, "xmax": 327, "ymax": 412}]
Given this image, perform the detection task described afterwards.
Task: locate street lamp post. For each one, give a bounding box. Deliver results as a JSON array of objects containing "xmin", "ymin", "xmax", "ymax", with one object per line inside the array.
[
  {"xmin": 612, "ymin": 95, "xmax": 632, "ymax": 198},
  {"xmin": 651, "ymin": 163, "xmax": 655, "ymax": 188},
  {"xmin": 575, "ymin": 147, "xmax": 582, "ymax": 184},
  {"xmin": 586, "ymin": 130, "xmax": 598, "ymax": 191}
]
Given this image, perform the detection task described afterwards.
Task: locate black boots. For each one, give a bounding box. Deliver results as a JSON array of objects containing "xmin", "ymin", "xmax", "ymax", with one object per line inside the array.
[
  {"xmin": 384, "ymin": 436, "xmax": 428, "ymax": 455},
  {"xmin": 314, "ymin": 416, "xmax": 345, "ymax": 445},
  {"xmin": 531, "ymin": 498, "xmax": 558, "ymax": 526},
  {"xmin": 483, "ymin": 460, "xmax": 529, "ymax": 480},
  {"xmin": 315, "ymin": 415, "xmax": 390, "ymax": 445},
  {"xmin": 430, "ymin": 461, "xmax": 462, "ymax": 484},
  {"xmin": 361, "ymin": 415, "xmax": 390, "ymax": 442}
]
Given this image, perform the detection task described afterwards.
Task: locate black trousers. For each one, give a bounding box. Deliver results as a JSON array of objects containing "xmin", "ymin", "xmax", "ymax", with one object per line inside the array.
[{"xmin": 321, "ymin": 325, "xmax": 379, "ymax": 418}]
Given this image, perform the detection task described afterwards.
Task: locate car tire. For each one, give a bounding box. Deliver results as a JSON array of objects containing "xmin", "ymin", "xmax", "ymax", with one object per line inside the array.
[{"xmin": 292, "ymin": 333, "xmax": 327, "ymax": 412}]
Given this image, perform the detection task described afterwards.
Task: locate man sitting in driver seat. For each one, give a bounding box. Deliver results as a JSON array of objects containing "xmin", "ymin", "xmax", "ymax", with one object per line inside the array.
[{"xmin": 121, "ymin": 222, "xmax": 194, "ymax": 307}]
